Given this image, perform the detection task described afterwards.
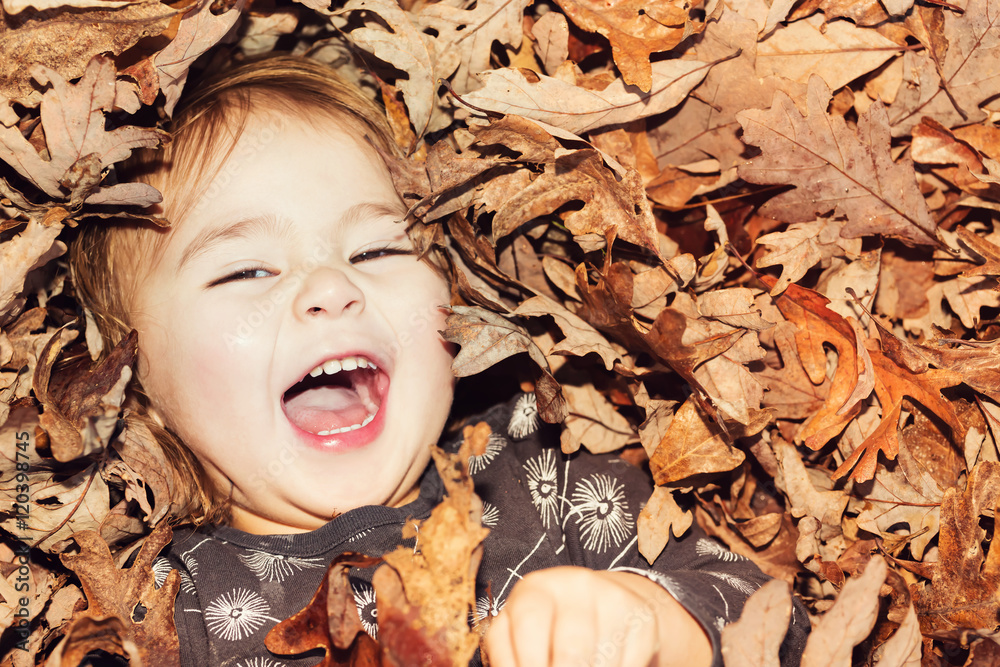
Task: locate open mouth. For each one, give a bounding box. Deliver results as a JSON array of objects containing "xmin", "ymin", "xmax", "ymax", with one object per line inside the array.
[{"xmin": 281, "ymin": 355, "xmax": 387, "ymax": 436}]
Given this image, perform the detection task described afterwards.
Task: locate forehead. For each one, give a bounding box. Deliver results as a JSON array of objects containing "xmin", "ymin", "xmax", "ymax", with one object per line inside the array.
[{"xmin": 157, "ymin": 99, "xmax": 390, "ymax": 225}]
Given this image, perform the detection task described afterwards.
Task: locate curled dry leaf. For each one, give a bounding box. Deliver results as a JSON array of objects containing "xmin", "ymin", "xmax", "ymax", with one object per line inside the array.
[
  {"xmin": 649, "ymin": 396, "xmax": 745, "ymax": 485},
  {"xmin": 265, "ymin": 553, "xmax": 383, "ymax": 666},
  {"xmin": 720, "ymin": 578, "xmax": 792, "ymax": 667},
  {"xmin": 636, "ymin": 485, "xmax": 692, "ymax": 563},
  {"xmin": 0, "ymin": 212, "xmax": 67, "ymax": 320},
  {"xmin": 559, "ymin": 382, "xmax": 632, "ymax": 454},
  {"xmin": 374, "ymin": 440, "xmax": 489, "ymax": 667},
  {"xmin": 338, "ymin": 0, "xmax": 452, "ymax": 136},
  {"xmin": 486, "ymin": 147, "xmax": 661, "ymax": 255},
  {"xmin": 33, "ymin": 329, "xmax": 136, "ymax": 462},
  {"xmin": 913, "ymin": 461, "xmax": 1000, "ymax": 641},
  {"xmin": 416, "ymin": 0, "xmax": 531, "ymax": 95},
  {"xmin": 0, "ymin": 402, "xmax": 141, "ymax": 553},
  {"xmin": 874, "ymin": 603, "xmax": 921, "ymax": 667},
  {"xmin": 153, "ymin": 0, "xmax": 245, "ymax": 116},
  {"xmin": 514, "ymin": 295, "xmax": 621, "ymax": 371},
  {"xmin": 800, "ymin": 555, "xmax": 886, "ymax": 667},
  {"xmin": 755, "ymin": 218, "xmax": 857, "ymax": 297},
  {"xmin": 462, "ymin": 59, "xmax": 709, "ymax": 135},
  {"xmin": 547, "ymin": 0, "xmax": 696, "ymax": 92},
  {"xmin": 108, "ymin": 416, "xmax": 197, "ymax": 527},
  {"xmin": 442, "ymin": 305, "xmax": 567, "ymax": 423},
  {"xmin": 0, "ymin": 55, "xmax": 165, "ymax": 205},
  {"xmin": 0, "ymin": 1, "xmax": 177, "ymax": 103}
]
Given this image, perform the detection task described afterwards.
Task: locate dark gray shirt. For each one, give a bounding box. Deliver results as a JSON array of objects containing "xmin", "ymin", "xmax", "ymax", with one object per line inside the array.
[{"xmin": 156, "ymin": 392, "xmax": 808, "ymax": 667}]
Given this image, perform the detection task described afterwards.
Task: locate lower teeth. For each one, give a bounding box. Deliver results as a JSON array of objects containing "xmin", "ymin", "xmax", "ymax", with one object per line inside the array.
[{"xmin": 316, "ymin": 411, "xmax": 376, "ymax": 436}]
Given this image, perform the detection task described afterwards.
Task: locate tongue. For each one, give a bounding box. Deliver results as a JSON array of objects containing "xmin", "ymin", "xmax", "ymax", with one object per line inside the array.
[{"xmin": 283, "ymin": 386, "xmax": 372, "ymax": 434}]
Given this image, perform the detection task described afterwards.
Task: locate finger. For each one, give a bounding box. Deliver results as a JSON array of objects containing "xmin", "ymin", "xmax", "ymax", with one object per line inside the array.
[
  {"xmin": 508, "ymin": 590, "xmax": 556, "ymax": 667},
  {"xmin": 615, "ymin": 603, "xmax": 659, "ymax": 667},
  {"xmin": 590, "ymin": 584, "xmax": 657, "ymax": 667},
  {"xmin": 484, "ymin": 610, "xmax": 518, "ymax": 667},
  {"xmin": 550, "ymin": 594, "xmax": 599, "ymax": 667}
]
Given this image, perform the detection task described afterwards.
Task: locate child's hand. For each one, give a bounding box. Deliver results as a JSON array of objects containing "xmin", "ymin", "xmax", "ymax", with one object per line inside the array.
[{"xmin": 483, "ymin": 567, "xmax": 712, "ymax": 667}]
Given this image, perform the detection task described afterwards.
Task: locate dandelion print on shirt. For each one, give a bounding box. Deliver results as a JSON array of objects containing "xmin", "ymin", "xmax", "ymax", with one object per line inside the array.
[
  {"xmin": 204, "ymin": 588, "xmax": 279, "ymax": 642},
  {"xmin": 235, "ymin": 659, "xmax": 287, "ymax": 667},
  {"xmin": 178, "ymin": 570, "xmax": 197, "ymax": 595},
  {"xmin": 508, "ymin": 393, "xmax": 539, "ymax": 439},
  {"xmin": 239, "ymin": 549, "xmax": 325, "ymax": 583},
  {"xmin": 180, "ymin": 552, "xmax": 199, "ymax": 578},
  {"xmin": 352, "ymin": 582, "xmax": 378, "ymax": 638},
  {"xmin": 707, "ymin": 571, "xmax": 759, "ymax": 596},
  {"xmin": 468, "ymin": 433, "xmax": 507, "ymax": 474},
  {"xmin": 695, "ymin": 538, "xmax": 745, "ymax": 562},
  {"xmin": 152, "ymin": 557, "xmax": 196, "ymax": 594},
  {"xmin": 523, "ymin": 448, "xmax": 559, "ymax": 528},
  {"xmin": 481, "ymin": 501, "xmax": 500, "ymax": 527},
  {"xmin": 152, "ymin": 558, "xmax": 173, "ymax": 588},
  {"xmin": 472, "ymin": 594, "xmax": 505, "ymax": 624},
  {"xmin": 570, "ymin": 473, "xmax": 633, "ymax": 553}
]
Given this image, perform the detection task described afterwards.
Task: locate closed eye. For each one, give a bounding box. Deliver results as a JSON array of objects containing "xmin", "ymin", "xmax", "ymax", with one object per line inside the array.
[
  {"xmin": 350, "ymin": 246, "xmax": 415, "ymax": 264},
  {"xmin": 208, "ymin": 266, "xmax": 275, "ymax": 287}
]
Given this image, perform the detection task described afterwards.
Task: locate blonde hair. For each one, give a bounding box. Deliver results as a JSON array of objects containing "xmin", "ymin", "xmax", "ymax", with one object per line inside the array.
[{"xmin": 70, "ymin": 54, "xmax": 402, "ymax": 525}]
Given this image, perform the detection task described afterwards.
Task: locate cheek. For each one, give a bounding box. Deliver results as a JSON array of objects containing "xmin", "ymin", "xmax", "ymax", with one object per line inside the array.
[
  {"xmin": 135, "ymin": 306, "xmax": 263, "ymax": 426},
  {"xmin": 383, "ymin": 274, "xmax": 451, "ymax": 353}
]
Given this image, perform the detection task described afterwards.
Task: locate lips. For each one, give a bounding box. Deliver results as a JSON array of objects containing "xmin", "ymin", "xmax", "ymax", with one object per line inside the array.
[{"xmin": 281, "ymin": 354, "xmax": 390, "ymax": 438}]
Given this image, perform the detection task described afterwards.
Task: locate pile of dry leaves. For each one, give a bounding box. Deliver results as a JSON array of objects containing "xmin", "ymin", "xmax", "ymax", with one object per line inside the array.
[{"xmin": 2, "ymin": 0, "xmax": 1000, "ymax": 663}]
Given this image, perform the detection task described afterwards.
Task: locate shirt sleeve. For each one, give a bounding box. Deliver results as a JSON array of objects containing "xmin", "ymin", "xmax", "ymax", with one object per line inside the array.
[{"xmin": 469, "ymin": 392, "xmax": 809, "ymax": 667}]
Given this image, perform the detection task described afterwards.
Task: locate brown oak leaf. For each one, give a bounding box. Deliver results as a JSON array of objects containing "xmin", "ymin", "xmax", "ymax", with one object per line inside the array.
[
  {"xmin": 647, "ymin": 8, "xmax": 805, "ymax": 171},
  {"xmin": 720, "ymin": 579, "xmax": 792, "ymax": 667},
  {"xmin": 547, "ymin": 0, "xmax": 696, "ymax": 92},
  {"xmin": 441, "ymin": 305, "xmax": 567, "ymax": 424},
  {"xmin": 416, "ymin": 0, "xmax": 532, "ymax": 95},
  {"xmin": 33, "ymin": 328, "xmax": 136, "ymax": 462},
  {"xmin": 888, "ymin": 0, "xmax": 1000, "ymax": 135},
  {"xmin": 913, "ymin": 461, "xmax": 1000, "ymax": 641},
  {"xmin": 800, "ymin": 556, "xmax": 887, "ymax": 667},
  {"xmin": 153, "ymin": 0, "xmax": 244, "ymax": 116},
  {"xmin": 266, "ymin": 553, "xmax": 383, "ymax": 666},
  {"xmin": 56, "ymin": 522, "xmax": 180, "ymax": 667},
  {"xmin": 649, "ymin": 396, "xmax": 745, "ymax": 485},
  {"xmin": 738, "ymin": 76, "xmax": 938, "ymax": 247},
  {"xmin": 637, "ymin": 485, "xmax": 692, "ymax": 563},
  {"xmin": 0, "ymin": 210, "xmax": 67, "ymax": 320},
  {"xmin": 462, "ymin": 58, "xmax": 709, "ymax": 135},
  {"xmin": 337, "ymin": 0, "xmax": 454, "ymax": 136},
  {"xmin": 0, "ymin": 55, "xmax": 165, "ymax": 206},
  {"xmin": 0, "ymin": 1, "xmax": 176, "ymax": 103},
  {"xmin": 834, "ymin": 345, "xmax": 965, "ymax": 482},
  {"xmin": 764, "ymin": 279, "xmax": 867, "ymax": 451},
  {"xmin": 374, "ymin": 441, "xmax": 489, "ymax": 667}
]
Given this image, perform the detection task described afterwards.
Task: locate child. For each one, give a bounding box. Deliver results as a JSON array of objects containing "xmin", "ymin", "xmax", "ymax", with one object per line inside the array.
[{"xmin": 69, "ymin": 55, "xmax": 808, "ymax": 667}]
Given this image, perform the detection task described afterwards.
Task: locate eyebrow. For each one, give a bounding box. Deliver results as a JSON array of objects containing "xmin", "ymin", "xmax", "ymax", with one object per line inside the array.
[{"xmin": 176, "ymin": 201, "xmax": 407, "ymax": 271}]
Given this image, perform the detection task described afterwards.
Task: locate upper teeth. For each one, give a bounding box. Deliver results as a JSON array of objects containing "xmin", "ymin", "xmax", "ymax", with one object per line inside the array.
[{"xmin": 307, "ymin": 355, "xmax": 375, "ymax": 378}]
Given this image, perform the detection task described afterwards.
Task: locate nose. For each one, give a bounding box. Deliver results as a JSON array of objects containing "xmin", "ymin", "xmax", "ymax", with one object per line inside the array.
[{"xmin": 293, "ymin": 266, "xmax": 365, "ymax": 319}]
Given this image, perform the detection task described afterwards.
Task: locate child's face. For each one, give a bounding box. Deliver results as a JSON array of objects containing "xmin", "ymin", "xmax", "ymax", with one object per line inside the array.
[{"xmin": 131, "ymin": 113, "xmax": 455, "ymax": 533}]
